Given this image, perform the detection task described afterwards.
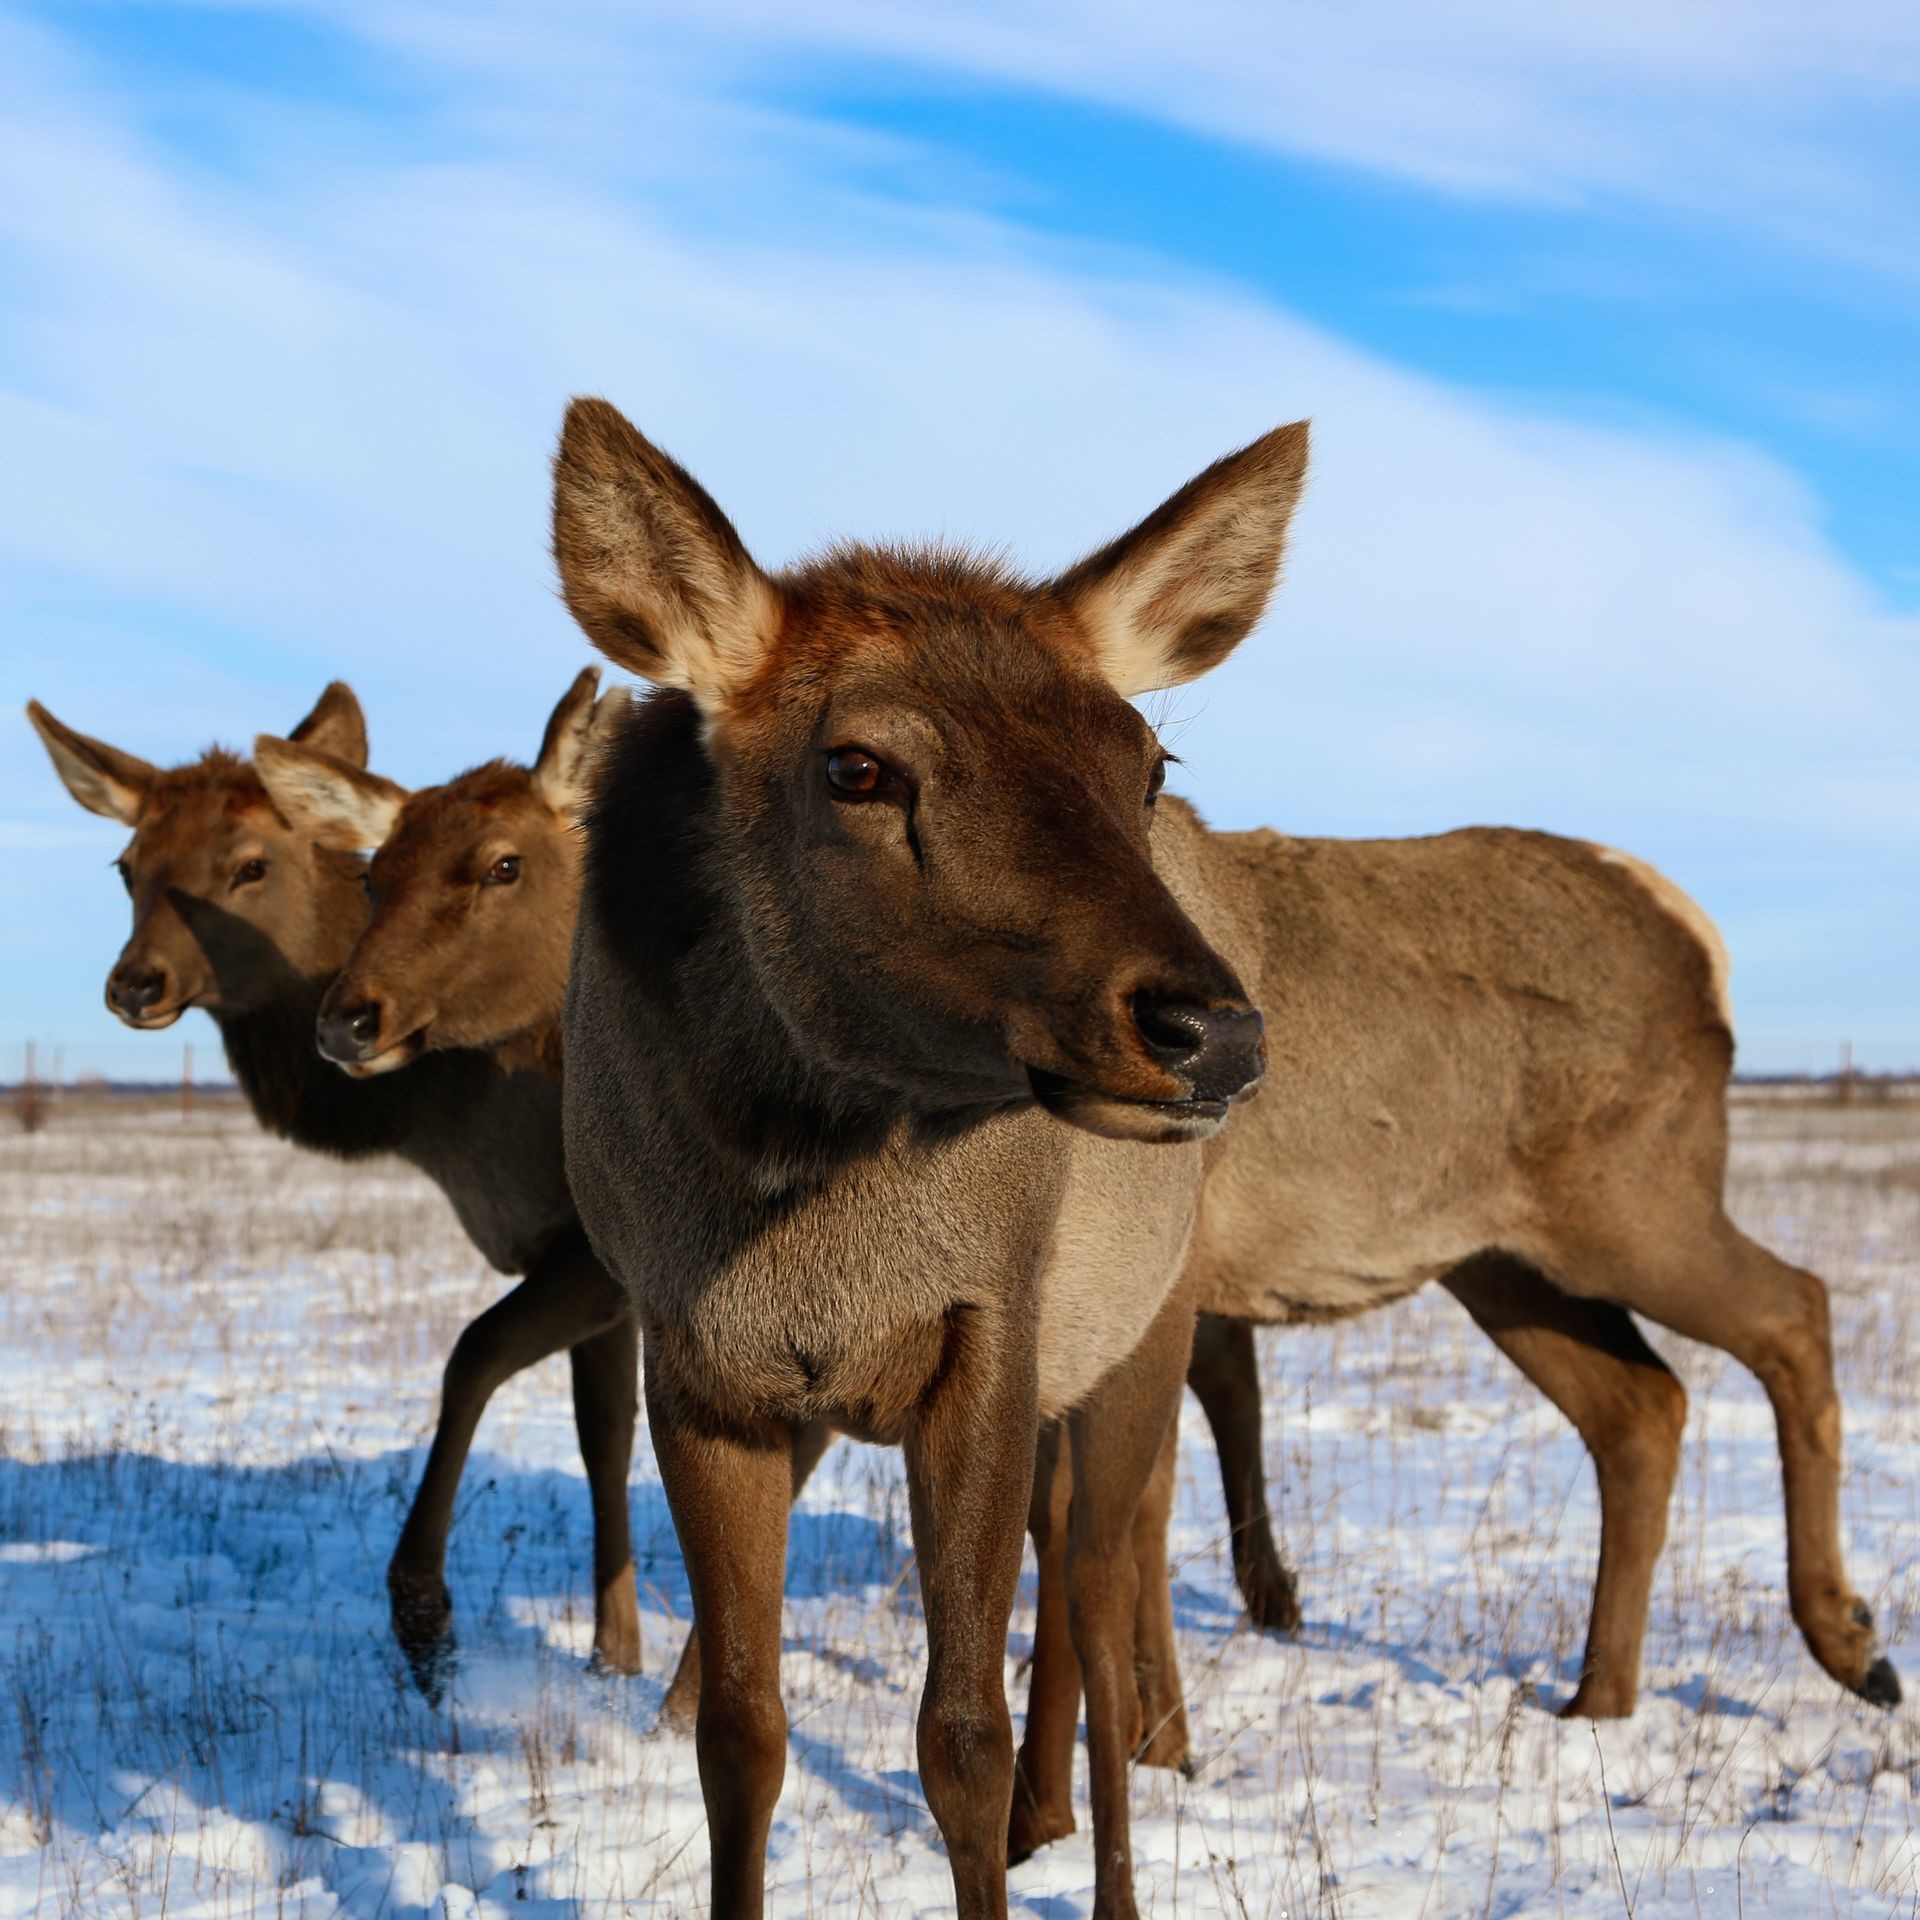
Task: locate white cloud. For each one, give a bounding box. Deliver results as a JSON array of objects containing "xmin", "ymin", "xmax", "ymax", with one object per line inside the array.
[{"xmin": 1, "ymin": 3, "xmax": 1915, "ymax": 1064}]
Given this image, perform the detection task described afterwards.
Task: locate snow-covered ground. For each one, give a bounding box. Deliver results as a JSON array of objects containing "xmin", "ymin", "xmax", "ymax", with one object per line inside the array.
[{"xmin": 2, "ymin": 1096, "xmax": 1916, "ymax": 1918}]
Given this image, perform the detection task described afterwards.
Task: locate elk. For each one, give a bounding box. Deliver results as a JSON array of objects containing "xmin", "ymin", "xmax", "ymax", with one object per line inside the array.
[
  {"xmin": 254, "ymin": 675, "xmax": 1294, "ymax": 1739},
  {"xmin": 25, "ymin": 684, "xmax": 641, "ymax": 1695},
  {"xmin": 549, "ymin": 397, "xmax": 1896, "ymax": 1918}
]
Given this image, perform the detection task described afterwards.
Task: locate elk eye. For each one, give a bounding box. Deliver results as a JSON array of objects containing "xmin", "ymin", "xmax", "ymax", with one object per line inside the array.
[
  {"xmin": 484, "ymin": 855, "xmax": 521, "ymax": 886},
  {"xmin": 234, "ymin": 858, "xmax": 268, "ymax": 888},
  {"xmin": 1146, "ymin": 759, "xmax": 1168, "ymax": 808},
  {"xmin": 825, "ymin": 749, "xmax": 885, "ymax": 799}
]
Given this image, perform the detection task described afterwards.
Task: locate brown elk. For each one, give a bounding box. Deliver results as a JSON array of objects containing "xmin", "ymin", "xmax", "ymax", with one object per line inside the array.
[
  {"xmin": 549, "ymin": 396, "xmax": 1896, "ymax": 1918},
  {"xmin": 254, "ymin": 674, "xmax": 1294, "ymax": 1740},
  {"xmin": 25, "ymin": 684, "xmax": 642, "ymax": 1695}
]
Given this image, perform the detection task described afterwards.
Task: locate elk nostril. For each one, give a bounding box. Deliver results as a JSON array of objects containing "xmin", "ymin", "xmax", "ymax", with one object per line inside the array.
[
  {"xmin": 1132, "ymin": 992, "xmax": 1266, "ymax": 1103},
  {"xmin": 317, "ymin": 1004, "xmax": 382, "ymax": 1063},
  {"xmin": 1132, "ymin": 992, "xmax": 1211, "ymax": 1066},
  {"xmin": 109, "ymin": 970, "xmax": 164, "ymax": 1015}
]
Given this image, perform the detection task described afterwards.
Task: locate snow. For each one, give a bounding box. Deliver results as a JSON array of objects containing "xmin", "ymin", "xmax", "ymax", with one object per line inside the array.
[{"xmin": 1, "ymin": 1098, "xmax": 1916, "ymax": 1917}]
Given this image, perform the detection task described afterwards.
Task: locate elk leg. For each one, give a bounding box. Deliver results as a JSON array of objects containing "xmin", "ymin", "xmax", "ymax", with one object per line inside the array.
[
  {"xmin": 1010, "ymin": 1421, "xmax": 1079, "ymax": 1862},
  {"xmin": 1130, "ymin": 1416, "xmax": 1191, "ymax": 1769},
  {"xmin": 659, "ymin": 1418, "xmax": 834, "ymax": 1732},
  {"xmin": 1442, "ymin": 1252, "xmax": 1686, "ymax": 1718},
  {"xmin": 1187, "ymin": 1313, "xmax": 1300, "ymax": 1632},
  {"xmin": 648, "ymin": 1358, "xmax": 793, "ymax": 1920},
  {"xmin": 1547, "ymin": 1214, "xmax": 1899, "ymax": 1709},
  {"xmin": 904, "ymin": 1312, "xmax": 1036, "ymax": 1917},
  {"xmin": 1065, "ymin": 1292, "xmax": 1198, "ymax": 1920},
  {"xmin": 569, "ymin": 1310, "xmax": 642, "ymax": 1676},
  {"xmin": 388, "ymin": 1241, "xmax": 628, "ymax": 1699}
]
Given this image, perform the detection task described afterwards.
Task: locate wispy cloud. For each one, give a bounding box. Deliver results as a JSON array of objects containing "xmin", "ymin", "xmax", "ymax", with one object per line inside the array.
[{"xmin": 2, "ymin": 2, "xmax": 1915, "ymax": 1066}]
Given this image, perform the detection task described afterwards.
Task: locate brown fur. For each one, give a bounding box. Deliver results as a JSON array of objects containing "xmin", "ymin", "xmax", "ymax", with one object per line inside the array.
[
  {"xmin": 552, "ymin": 399, "xmax": 1895, "ymax": 1919},
  {"xmin": 26, "ymin": 685, "xmax": 640, "ymax": 1693}
]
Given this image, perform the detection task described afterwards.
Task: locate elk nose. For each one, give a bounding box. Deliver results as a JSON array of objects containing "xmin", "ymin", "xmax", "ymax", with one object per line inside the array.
[
  {"xmin": 1132, "ymin": 993, "xmax": 1266, "ymax": 1104},
  {"xmin": 107, "ymin": 966, "xmax": 168, "ymax": 1021},
  {"xmin": 316, "ymin": 1002, "xmax": 383, "ymax": 1065}
]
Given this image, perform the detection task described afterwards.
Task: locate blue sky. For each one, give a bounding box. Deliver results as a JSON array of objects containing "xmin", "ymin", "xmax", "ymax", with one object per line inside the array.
[{"xmin": 2, "ymin": 0, "xmax": 1916, "ymax": 1077}]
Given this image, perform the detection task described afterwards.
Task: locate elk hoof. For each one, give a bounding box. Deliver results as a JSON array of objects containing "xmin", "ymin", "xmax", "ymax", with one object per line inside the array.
[
  {"xmin": 1007, "ymin": 1797, "xmax": 1074, "ymax": 1865},
  {"xmin": 1241, "ymin": 1561, "xmax": 1302, "ymax": 1636},
  {"xmin": 1855, "ymin": 1656, "xmax": 1902, "ymax": 1710},
  {"xmin": 389, "ymin": 1576, "xmax": 456, "ymax": 1704}
]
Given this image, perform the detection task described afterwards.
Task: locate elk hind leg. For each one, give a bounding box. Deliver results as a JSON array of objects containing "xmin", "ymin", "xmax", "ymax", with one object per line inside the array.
[
  {"xmin": 1064, "ymin": 1294, "xmax": 1197, "ymax": 1920},
  {"xmin": 569, "ymin": 1308, "xmax": 642, "ymax": 1676},
  {"xmin": 1556, "ymin": 1217, "xmax": 1899, "ymax": 1708},
  {"xmin": 1443, "ymin": 1252, "xmax": 1685, "ymax": 1718}
]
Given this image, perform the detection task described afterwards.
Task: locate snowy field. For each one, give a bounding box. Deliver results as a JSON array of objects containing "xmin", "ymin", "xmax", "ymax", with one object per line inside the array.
[{"xmin": 2, "ymin": 1097, "xmax": 1917, "ymax": 1919}]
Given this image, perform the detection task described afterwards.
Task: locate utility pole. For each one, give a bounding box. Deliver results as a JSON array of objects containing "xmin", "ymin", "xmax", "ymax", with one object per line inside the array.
[
  {"xmin": 182, "ymin": 1042, "xmax": 194, "ymax": 1120},
  {"xmin": 1837, "ymin": 1040, "xmax": 1853, "ymax": 1107}
]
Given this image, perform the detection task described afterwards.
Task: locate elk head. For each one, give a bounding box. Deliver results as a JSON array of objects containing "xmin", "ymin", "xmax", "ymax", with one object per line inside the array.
[
  {"xmin": 254, "ymin": 668, "xmax": 624, "ymax": 1078},
  {"xmin": 26, "ymin": 685, "xmax": 373, "ymax": 1028},
  {"xmin": 553, "ymin": 400, "xmax": 1309, "ymax": 1143}
]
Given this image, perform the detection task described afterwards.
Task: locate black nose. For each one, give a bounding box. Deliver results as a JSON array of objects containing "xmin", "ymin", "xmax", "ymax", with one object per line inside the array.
[
  {"xmin": 316, "ymin": 1003, "xmax": 382, "ymax": 1064},
  {"xmin": 107, "ymin": 967, "xmax": 167, "ymax": 1020},
  {"xmin": 1133, "ymin": 993, "xmax": 1265, "ymax": 1104}
]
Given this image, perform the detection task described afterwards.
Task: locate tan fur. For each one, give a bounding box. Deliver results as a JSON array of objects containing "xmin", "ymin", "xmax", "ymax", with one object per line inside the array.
[{"xmin": 1589, "ymin": 844, "xmax": 1734, "ymax": 1030}]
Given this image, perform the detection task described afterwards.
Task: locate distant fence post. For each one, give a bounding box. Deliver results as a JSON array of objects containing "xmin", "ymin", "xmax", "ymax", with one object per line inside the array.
[
  {"xmin": 1837, "ymin": 1041, "xmax": 1853, "ymax": 1107},
  {"xmin": 182, "ymin": 1042, "xmax": 194, "ymax": 1120}
]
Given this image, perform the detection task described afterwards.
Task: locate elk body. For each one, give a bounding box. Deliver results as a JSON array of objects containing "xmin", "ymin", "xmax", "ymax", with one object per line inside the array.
[
  {"xmin": 549, "ymin": 398, "xmax": 1896, "ymax": 1917},
  {"xmin": 26, "ymin": 686, "xmax": 642, "ymax": 1692}
]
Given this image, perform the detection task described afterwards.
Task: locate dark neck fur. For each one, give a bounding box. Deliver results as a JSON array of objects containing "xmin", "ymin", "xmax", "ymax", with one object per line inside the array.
[
  {"xmin": 214, "ymin": 967, "xmax": 491, "ymax": 1160},
  {"xmin": 584, "ymin": 691, "xmax": 905, "ymax": 1188}
]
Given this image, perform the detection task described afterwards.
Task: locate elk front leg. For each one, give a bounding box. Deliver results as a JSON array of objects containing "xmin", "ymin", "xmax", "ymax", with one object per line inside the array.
[
  {"xmin": 1443, "ymin": 1252, "xmax": 1685, "ymax": 1718},
  {"xmin": 388, "ymin": 1239, "xmax": 629, "ymax": 1699},
  {"xmin": 905, "ymin": 1310, "xmax": 1037, "ymax": 1918},
  {"xmin": 569, "ymin": 1308, "xmax": 642, "ymax": 1676},
  {"xmin": 1065, "ymin": 1290, "xmax": 1197, "ymax": 1920},
  {"xmin": 1130, "ymin": 1417, "xmax": 1190, "ymax": 1770},
  {"xmin": 659, "ymin": 1418, "xmax": 833, "ymax": 1733},
  {"xmin": 1009, "ymin": 1420, "xmax": 1079, "ymax": 1862},
  {"xmin": 648, "ymin": 1354, "xmax": 793, "ymax": 1920},
  {"xmin": 1186, "ymin": 1313, "xmax": 1299, "ymax": 1632}
]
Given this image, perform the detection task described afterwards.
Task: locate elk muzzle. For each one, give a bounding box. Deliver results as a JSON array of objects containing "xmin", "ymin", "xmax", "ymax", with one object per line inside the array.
[
  {"xmin": 1132, "ymin": 992, "xmax": 1265, "ymax": 1106},
  {"xmin": 315, "ymin": 996, "xmax": 422, "ymax": 1077},
  {"xmin": 106, "ymin": 959, "xmax": 182, "ymax": 1029}
]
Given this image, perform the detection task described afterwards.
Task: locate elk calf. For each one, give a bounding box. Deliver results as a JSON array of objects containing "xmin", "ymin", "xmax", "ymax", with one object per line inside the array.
[
  {"xmin": 550, "ymin": 400, "xmax": 1896, "ymax": 1917},
  {"xmin": 27, "ymin": 686, "xmax": 640, "ymax": 1694}
]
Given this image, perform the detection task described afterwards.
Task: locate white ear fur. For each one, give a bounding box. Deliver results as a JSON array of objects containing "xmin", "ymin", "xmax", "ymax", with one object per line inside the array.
[
  {"xmin": 1054, "ymin": 422, "xmax": 1311, "ymax": 696},
  {"xmin": 551, "ymin": 398, "xmax": 780, "ymax": 709},
  {"xmin": 25, "ymin": 702, "xmax": 157, "ymax": 824},
  {"xmin": 254, "ymin": 736, "xmax": 407, "ymax": 849}
]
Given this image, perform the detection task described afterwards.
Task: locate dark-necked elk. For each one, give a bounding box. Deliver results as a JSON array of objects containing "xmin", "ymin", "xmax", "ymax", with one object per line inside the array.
[
  {"xmin": 254, "ymin": 669, "xmax": 803, "ymax": 1727},
  {"xmin": 255, "ymin": 678, "xmax": 1294, "ymax": 1747},
  {"xmin": 25, "ymin": 684, "xmax": 641, "ymax": 1695},
  {"xmin": 548, "ymin": 397, "xmax": 1896, "ymax": 1919}
]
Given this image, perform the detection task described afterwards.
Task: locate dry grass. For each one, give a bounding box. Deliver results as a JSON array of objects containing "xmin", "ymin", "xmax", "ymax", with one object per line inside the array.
[{"xmin": 0, "ymin": 1099, "xmax": 1915, "ymax": 1916}]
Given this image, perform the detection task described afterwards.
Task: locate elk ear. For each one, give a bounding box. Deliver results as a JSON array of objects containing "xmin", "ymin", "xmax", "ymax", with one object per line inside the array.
[
  {"xmin": 24, "ymin": 702, "xmax": 157, "ymax": 824},
  {"xmin": 1050, "ymin": 423, "xmax": 1311, "ymax": 696},
  {"xmin": 530, "ymin": 665, "xmax": 606, "ymax": 817},
  {"xmin": 254, "ymin": 735, "xmax": 407, "ymax": 849},
  {"xmin": 552, "ymin": 398, "xmax": 781, "ymax": 710},
  {"xmin": 289, "ymin": 681, "xmax": 369, "ymax": 768}
]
